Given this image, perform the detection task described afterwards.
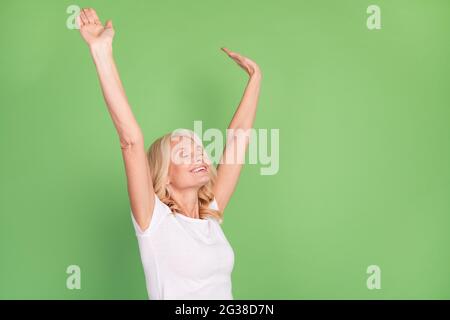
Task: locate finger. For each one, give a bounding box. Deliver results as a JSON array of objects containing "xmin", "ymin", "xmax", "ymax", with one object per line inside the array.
[
  {"xmin": 221, "ymin": 47, "xmax": 230, "ymax": 54},
  {"xmin": 76, "ymin": 14, "xmax": 84, "ymax": 28},
  {"xmin": 229, "ymin": 51, "xmax": 241, "ymax": 60},
  {"xmin": 83, "ymin": 8, "xmax": 94, "ymax": 24},
  {"xmin": 221, "ymin": 47, "xmax": 247, "ymax": 67},
  {"xmin": 105, "ymin": 20, "xmax": 113, "ymax": 29},
  {"xmin": 232, "ymin": 55, "xmax": 244, "ymax": 65},
  {"xmin": 90, "ymin": 9, "xmax": 101, "ymax": 25},
  {"xmin": 221, "ymin": 47, "xmax": 233, "ymax": 56},
  {"xmin": 79, "ymin": 9, "xmax": 88, "ymax": 25}
]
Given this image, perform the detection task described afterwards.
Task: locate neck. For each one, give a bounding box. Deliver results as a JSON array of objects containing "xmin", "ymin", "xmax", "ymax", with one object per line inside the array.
[{"xmin": 171, "ymin": 188, "xmax": 200, "ymax": 219}]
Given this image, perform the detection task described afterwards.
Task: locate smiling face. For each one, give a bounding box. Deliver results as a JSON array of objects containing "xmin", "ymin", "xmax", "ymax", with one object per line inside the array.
[{"xmin": 167, "ymin": 135, "xmax": 212, "ymax": 191}]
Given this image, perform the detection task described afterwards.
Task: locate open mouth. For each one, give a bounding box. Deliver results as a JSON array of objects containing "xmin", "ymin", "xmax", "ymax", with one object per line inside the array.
[{"xmin": 190, "ymin": 165, "xmax": 208, "ymax": 173}]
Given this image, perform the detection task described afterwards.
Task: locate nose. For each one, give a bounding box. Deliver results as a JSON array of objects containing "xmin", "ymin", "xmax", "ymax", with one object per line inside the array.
[
  {"xmin": 192, "ymin": 147, "xmax": 204, "ymax": 164},
  {"xmin": 194, "ymin": 151, "xmax": 203, "ymax": 164}
]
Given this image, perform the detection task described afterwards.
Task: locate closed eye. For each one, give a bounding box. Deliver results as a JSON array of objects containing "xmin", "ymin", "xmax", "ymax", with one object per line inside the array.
[{"xmin": 178, "ymin": 150, "xmax": 189, "ymax": 158}]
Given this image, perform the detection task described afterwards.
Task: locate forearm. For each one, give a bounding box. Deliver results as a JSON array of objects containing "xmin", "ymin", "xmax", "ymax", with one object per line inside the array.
[
  {"xmin": 90, "ymin": 43, "xmax": 143, "ymax": 145},
  {"xmin": 228, "ymin": 71, "xmax": 262, "ymax": 131}
]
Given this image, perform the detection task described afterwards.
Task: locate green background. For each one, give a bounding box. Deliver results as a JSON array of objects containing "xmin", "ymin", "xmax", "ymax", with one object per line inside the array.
[{"xmin": 1, "ymin": 0, "xmax": 449, "ymax": 299}]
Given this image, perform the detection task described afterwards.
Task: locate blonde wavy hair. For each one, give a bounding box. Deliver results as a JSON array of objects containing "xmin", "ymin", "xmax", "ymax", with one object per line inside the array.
[{"xmin": 146, "ymin": 129, "xmax": 223, "ymax": 222}]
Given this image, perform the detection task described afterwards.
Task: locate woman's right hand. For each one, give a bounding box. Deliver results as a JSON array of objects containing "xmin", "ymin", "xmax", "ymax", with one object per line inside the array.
[{"xmin": 77, "ymin": 8, "xmax": 114, "ymax": 49}]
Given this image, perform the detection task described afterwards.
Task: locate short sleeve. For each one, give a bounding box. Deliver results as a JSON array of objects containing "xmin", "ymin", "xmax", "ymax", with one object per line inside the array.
[{"xmin": 130, "ymin": 194, "xmax": 171, "ymax": 236}]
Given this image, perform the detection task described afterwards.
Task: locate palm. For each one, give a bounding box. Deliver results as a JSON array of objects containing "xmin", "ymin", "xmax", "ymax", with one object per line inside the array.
[
  {"xmin": 77, "ymin": 8, "xmax": 114, "ymax": 46},
  {"xmin": 221, "ymin": 47, "xmax": 260, "ymax": 77},
  {"xmin": 81, "ymin": 24, "xmax": 104, "ymax": 42}
]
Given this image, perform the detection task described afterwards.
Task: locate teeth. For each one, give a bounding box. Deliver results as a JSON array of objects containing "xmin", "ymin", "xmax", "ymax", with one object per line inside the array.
[{"xmin": 192, "ymin": 166, "xmax": 206, "ymax": 173}]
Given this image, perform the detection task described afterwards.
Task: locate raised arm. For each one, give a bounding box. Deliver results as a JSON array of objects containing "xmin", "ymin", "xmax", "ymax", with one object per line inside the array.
[
  {"xmin": 213, "ymin": 47, "xmax": 262, "ymax": 212},
  {"xmin": 77, "ymin": 8, "xmax": 155, "ymax": 231}
]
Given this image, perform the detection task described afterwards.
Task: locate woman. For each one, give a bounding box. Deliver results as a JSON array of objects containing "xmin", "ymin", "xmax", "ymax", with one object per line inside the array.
[{"xmin": 77, "ymin": 8, "xmax": 262, "ymax": 300}]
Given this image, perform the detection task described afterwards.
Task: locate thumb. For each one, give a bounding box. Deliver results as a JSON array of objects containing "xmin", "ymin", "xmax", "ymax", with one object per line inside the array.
[{"xmin": 105, "ymin": 20, "xmax": 113, "ymax": 29}]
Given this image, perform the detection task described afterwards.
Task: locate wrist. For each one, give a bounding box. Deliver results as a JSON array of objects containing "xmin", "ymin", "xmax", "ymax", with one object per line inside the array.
[
  {"xmin": 89, "ymin": 41, "xmax": 113, "ymax": 57},
  {"xmin": 249, "ymin": 69, "xmax": 262, "ymax": 81},
  {"xmin": 89, "ymin": 43, "xmax": 113, "ymax": 67}
]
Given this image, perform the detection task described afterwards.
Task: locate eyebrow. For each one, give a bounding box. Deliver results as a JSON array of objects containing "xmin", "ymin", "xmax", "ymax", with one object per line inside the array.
[{"xmin": 179, "ymin": 146, "xmax": 203, "ymax": 152}]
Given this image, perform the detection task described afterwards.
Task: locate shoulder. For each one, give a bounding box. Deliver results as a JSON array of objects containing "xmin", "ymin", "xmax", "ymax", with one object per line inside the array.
[{"xmin": 131, "ymin": 194, "xmax": 172, "ymax": 236}]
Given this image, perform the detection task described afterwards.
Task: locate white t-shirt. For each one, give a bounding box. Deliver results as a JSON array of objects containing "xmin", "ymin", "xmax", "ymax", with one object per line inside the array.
[{"xmin": 130, "ymin": 194, "xmax": 235, "ymax": 300}]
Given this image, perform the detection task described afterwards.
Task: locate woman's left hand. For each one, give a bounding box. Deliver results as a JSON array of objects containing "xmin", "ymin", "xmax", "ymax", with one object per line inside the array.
[{"xmin": 221, "ymin": 47, "xmax": 261, "ymax": 78}]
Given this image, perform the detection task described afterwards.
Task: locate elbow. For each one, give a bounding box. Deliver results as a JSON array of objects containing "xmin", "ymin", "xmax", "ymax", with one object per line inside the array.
[{"xmin": 120, "ymin": 130, "xmax": 144, "ymax": 150}]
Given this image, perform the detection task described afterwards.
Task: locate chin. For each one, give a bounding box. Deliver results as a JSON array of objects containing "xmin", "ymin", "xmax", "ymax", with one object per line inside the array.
[{"xmin": 194, "ymin": 175, "xmax": 210, "ymax": 188}]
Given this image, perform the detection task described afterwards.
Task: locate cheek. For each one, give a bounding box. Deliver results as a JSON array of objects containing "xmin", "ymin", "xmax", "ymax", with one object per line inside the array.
[{"xmin": 169, "ymin": 164, "xmax": 191, "ymax": 182}]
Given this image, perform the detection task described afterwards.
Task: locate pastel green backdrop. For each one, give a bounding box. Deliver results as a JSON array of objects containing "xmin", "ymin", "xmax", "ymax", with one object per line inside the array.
[{"xmin": 1, "ymin": 0, "xmax": 449, "ymax": 299}]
